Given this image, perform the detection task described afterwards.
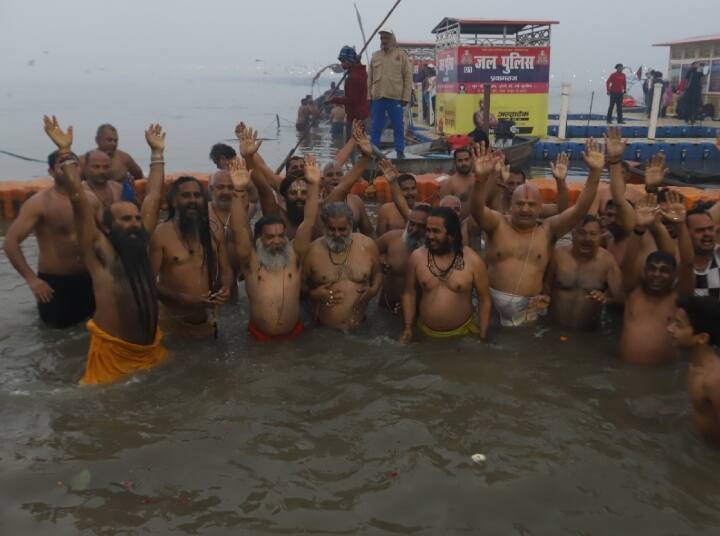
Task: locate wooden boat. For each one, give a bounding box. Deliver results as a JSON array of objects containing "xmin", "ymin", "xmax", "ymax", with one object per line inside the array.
[{"xmin": 367, "ymin": 136, "xmax": 538, "ymax": 176}]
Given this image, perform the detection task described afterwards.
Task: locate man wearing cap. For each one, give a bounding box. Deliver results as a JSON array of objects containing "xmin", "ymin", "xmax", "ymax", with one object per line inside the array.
[
  {"xmin": 368, "ymin": 30, "xmax": 412, "ymax": 157},
  {"xmin": 329, "ymin": 46, "xmax": 369, "ymax": 142},
  {"xmin": 606, "ymin": 63, "xmax": 627, "ymax": 124}
]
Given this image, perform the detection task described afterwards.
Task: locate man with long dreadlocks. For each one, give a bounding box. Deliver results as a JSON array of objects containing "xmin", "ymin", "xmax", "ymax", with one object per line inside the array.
[
  {"xmin": 228, "ymin": 153, "xmax": 321, "ymax": 341},
  {"xmin": 42, "ymin": 116, "xmax": 167, "ymax": 385},
  {"xmin": 399, "ymin": 207, "xmax": 491, "ymax": 343},
  {"xmin": 150, "ymin": 175, "xmax": 233, "ymax": 338}
]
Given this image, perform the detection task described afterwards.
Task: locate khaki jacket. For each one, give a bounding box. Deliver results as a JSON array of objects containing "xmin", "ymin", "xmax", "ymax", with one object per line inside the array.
[{"xmin": 368, "ymin": 43, "xmax": 412, "ymax": 102}]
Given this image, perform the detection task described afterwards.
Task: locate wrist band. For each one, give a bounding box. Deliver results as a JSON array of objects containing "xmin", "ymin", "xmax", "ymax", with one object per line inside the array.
[
  {"xmin": 607, "ymin": 159, "xmax": 622, "ymax": 165},
  {"xmin": 59, "ymin": 159, "xmax": 78, "ymax": 167},
  {"xmin": 149, "ymin": 160, "xmax": 165, "ymax": 165}
]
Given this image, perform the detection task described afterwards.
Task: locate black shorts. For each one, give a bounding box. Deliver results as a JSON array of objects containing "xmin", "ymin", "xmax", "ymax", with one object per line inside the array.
[{"xmin": 37, "ymin": 272, "xmax": 95, "ymax": 328}]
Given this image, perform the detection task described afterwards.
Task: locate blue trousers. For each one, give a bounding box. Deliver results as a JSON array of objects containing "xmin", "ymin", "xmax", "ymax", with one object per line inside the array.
[{"xmin": 370, "ymin": 98, "xmax": 405, "ymax": 154}]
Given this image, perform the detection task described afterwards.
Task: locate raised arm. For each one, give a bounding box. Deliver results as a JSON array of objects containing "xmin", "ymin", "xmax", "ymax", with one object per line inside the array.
[
  {"xmin": 334, "ymin": 135, "xmax": 356, "ymax": 167},
  {"xmin": 141, "ymin": 124, "xmax": 166, "ymax": 235},
  {"xmin": 378, "ymin": 159, "xmax": 411, "ymax": 220},
  {"xmin": 238, "ymin": 125, "xmax": 281, "ymax": 217},
  {"xmin": 605, "ymin": 127, "xmax": 635, "ymax": 236},
  {"xmin": 236, "ymin": 122, "xmax": 283, "ymax": 191},
  {"xmin": 325, "ymin": 121, "xmax": 371, "ymax": 204},
  {"xmin": 547, "ymin": 138, "xmax": 603, "ymax": 238},
  {"xmin": 470, "ymin": 143, "xmax": 504, "ymax": 234},
  {"xmin": 622, "ymin": 194, "xmax": 658, "ymax": 291},
  {"xmin": 293, "ymin": 155, "xmax": 321, "ymax": 259},
  {"xmin": 661, "ymin": 191, "xmax": 694, "ymax": 298},
  {"xmin": 551, "ymin": 152, "xmax": 570, "ymax": 213},
  {"xmin": 227, "ymin": 158, "xmax": 254, "ymax": 272},
  {"xmin": 42, "ymin": 116, "xmax": 99, "ymax": 268}
]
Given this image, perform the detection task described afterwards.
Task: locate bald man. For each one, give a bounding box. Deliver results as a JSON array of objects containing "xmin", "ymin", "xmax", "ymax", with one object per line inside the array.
[
  {"xmin": 471, "ymin": 140, "xmax": 603, "ymax": 326},
  {"xmin": 82, "ymin": 150, "xmax": 123, "ymax": 208}
]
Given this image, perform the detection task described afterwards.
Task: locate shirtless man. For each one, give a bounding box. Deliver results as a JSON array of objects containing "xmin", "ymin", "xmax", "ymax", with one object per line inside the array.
[
  {"xmin": 319, "ymin": 123, "xmax": 374, "ymax": 235},
  {"xmin": 81, "ymin": 150, "xmax": 123, "ymax": 208},
  {"xmin": 470, "ymin": 139, "xmax": 604, "ymax": 326},
  {"xmin": 619, "ymin": 192, "xmax": 694, "ymax": 364},
  {"xmin": 492, "ymin": 154, "xmax": 569, "ymax": 217},
  {"xmin": 604, "ymin": 128, "xmax": 675, "ymax": 268},
  {"xmin": 668, "ymin": 296, "xmax": 720, "ymax": 446},
  {"xmin": 4, "ymin": 150, "xmax": 102, "ymax": 327},
  {"xmin": 209, "ymin": 141, "xmax": 259, "ymax": 219},
  {"xmin": 330, "ymin": 104, "xmax": 346, "ymax": 137},
  {"xmin": 399, "ymin": 207, "xmax": 491, "ymax": 342},
  {"xmin": 228, "ymin": 155, "xmax": 320, "ymax": 340},
  {"xmin": 375, "ymin": 160, "xmax": 431, "ymax": 313},
  {"xmin": 42, "ymin": 116, "xmax": 167, "ymax": 385},
  {"xmin": 545, "ymin": 215, "xmax": 623, "ymax": 330},
  {"xmin": 247, "ymin": 121, "xmax": 372, "ymax": 239},
  {"xmin": 80, "ymin": 124, "xmax": 143, "ymax": 183},
  {"xmin": 303, "ymin": 202, "xmax": 382, "ymax": 330},
  {"xmin": 438, "ymin": 147, "xmax": 474, "ymax": 218},
  {"xmin": 150, "ymin": 175, "xmax": 233, "ymax": 339},
  {"xmin": 376, "ymin": 173, "xmax": 418, "ymax": 235}
]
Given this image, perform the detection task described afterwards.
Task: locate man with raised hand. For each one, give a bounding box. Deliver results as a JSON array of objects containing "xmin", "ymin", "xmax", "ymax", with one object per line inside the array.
[
  {"xmin": 470, "ymin": 139, "xmax": 604, "ymax": 326},
  {"xmin": 603, "ymin": 127, "xmax": 675, "ymax": 269},
  {"xmin": 228, "ymin": 155, "xmax": 321, "ymax": 341},
  {"xmin": 620, "ymin": 192, "xmax": 694, "ymax": 364},
  {"xmin": 42, "ymin": 116, "xmax": 167, "ymax": 385}
]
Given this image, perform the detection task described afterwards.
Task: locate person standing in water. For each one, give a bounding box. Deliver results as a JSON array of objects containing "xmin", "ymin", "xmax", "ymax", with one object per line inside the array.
[{"xmin": 42, "ymin": 115, "xmax": 168, "ymax": 385}]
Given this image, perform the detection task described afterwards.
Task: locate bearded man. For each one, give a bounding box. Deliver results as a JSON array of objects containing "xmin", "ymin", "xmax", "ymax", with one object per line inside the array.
[
  {"xmin": 150, "ymin": 176, "xmax": 233, "ymax": 339},
  {"xmin": 42, "ymin": 116, "xmax": 167, "ymax": 385},
  {"xmin": 227, "ymin": 156, "xmax": 321, "ymax": 340},
  {"xmin": 304, "ymin": 202, "xmax": 382, "ymax": 329}
]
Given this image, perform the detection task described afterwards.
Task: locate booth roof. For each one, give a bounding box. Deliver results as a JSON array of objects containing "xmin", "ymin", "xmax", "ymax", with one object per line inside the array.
[
  {"xmin": 653, "ymin": 34, "xmax": 720, "ymax": 47},
  {"xmin": 397, "ymin": 41, "xmax": 436, "ymax": 49},
  {"xmin": 431, "ymin": 18, "xmax": 559, "ymax": 35}
]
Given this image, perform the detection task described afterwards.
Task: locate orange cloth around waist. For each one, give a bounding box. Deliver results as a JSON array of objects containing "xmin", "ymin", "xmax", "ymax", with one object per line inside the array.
[
  {"xmin": 80, "ymin": 320, "xmax": 168, "ymax": 385},
  {"xmin": 248, "ymin": 320, "xmax": 304, "ymax": 342}
]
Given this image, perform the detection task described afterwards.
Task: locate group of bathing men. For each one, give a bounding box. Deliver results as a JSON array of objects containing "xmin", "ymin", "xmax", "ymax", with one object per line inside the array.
[{"xmin": 4, "ymin": 116, "xmax": 720, "ymax": 446}]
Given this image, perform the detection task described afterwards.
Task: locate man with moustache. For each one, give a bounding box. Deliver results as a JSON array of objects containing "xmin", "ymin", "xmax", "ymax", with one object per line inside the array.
[
  {"xmin": 686, "ymin": 207, "xmax": 720, "ymax": 299},
  {"xmin": 376, "ymin": 172, "xmax": 418, "ymax": 235},
  {"xmin": 81, "ymin": 149, "xmax": 123, "ymax": 208},
  {"xmin": 304, "ymin": 202, "xmax": 382, "ymax": 330},
  {"xmin": 545, "ymin": 215, "xmax": 623, "ymax": 330},
  {"xmin": 375, "ymin": 160, "xmax": 431, "ymax": 314},
  {"xmin": 208, "ymin": 142, "xmax": 259, "ymax": 220},
  {"xmin": 471, "ymin": 139, "xmax": 603, "ymax": 327},
  {"xmin": 150, "ymin": 176, "xmax": 233, "ymax": 339},
  {"xmin": 227, "ymin": 155, "xmax": 321, "ymax": 340},
  {"xmin": 438, "ymin": 147, "xmax": 475, "ymax": 218},
  {"xmin": 619, "ymin": 193, "xmax": 695, "ymax": 364},
  {"xmin": 42, "ymin": 116, "xmax": 167, "ymax": 385},
  {"xmin": 4, "ymin": 151, "xmax": 102, "ymax": 328},
  {"xmin": 399, "ymin": 207, "xmax": 491, "ymax": 342}
]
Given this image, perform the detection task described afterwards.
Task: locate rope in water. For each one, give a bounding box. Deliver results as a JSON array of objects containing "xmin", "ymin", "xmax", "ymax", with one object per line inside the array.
[{"xmin": 0, "ymin": 149, "xmax": 46, "ymax": 164}]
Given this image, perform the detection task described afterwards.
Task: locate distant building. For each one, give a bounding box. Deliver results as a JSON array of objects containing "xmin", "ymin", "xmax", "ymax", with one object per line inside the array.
[{"xmin": 654, "ymin": 34, "xmax": 720, "ymax": 110}]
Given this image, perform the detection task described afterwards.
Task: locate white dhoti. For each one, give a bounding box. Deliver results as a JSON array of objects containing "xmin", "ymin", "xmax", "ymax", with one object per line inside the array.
[{"xmin": 490, "ymin": 288, "xmax": 539, "ymax": 327}]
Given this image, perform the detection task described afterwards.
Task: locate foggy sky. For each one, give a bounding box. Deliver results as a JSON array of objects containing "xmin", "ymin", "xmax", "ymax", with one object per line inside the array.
[{"xmin": 2, "ymin": 0, "xmax": 720, "ymax": 90}]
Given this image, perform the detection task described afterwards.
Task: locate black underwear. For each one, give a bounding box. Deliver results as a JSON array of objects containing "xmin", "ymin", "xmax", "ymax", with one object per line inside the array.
[{"xmin": 36, "ymin": 272, "xmax": 95, "ymax": 328}]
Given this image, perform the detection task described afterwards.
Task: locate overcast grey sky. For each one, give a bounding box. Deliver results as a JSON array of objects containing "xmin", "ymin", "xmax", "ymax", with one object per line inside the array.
[{"xmin": 2, "ymin": 0, "xmax": 719, "ymax": 89}]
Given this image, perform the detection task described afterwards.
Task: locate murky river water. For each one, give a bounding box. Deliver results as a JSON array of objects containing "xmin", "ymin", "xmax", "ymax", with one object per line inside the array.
[{"xmin": 2, "ymin": 78, "xmax": 720, "ymax": 534}]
